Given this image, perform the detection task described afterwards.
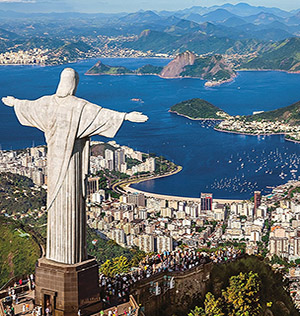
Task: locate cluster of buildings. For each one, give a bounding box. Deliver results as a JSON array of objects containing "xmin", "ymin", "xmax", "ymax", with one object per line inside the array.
[
  {"xmin": 269, "ymin": 200, "xmax": 300, "ymax": 261},
  {"xmin": 0, "ymin": 141, "xmax": 156, "ymax": 188},
  {"xmin": 217, "ymin": 117, "xmax": 300, "ymax": 141},
  {"xmin": 0, "ymin": 146, "xmax": 47, "ymax": 186},
  {"xmin": 95, "ymin": 45, "xmax": 158, "ymax": 59},
  {"xmin": 0, "ymin": 35, "xmax": 172, "ymax": 66},
  {"xmin": 87, "ymin": 191, "xmax": 230, "ymax": 253},
  {"xmin": 223, "ymin": 52, "xmax": 258, "ymax": 67},
  {"xmin": 88, "ymin": 34, "xmax": 172, "ymax": 59},
  {"xmin": 90, "ymin": 141, "xmax": 156, "ymax": 176},
  {"xmin": 0, "ymin": 48, "xmax": 49, "ymax": 65},
  {"xmin": 223, "ymin": 207, "xmax": 266, "ymax": 247},
  {"xmin": 86, "ymin": 180, "xmax": 300, "ymax": 311}
]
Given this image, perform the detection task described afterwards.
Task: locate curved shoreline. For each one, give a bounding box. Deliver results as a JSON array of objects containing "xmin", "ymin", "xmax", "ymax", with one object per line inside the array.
[
  {"xmin": 114, "ymin": 165, "xmax": 244, "ymax": 204},
  {"xmin": 85, "ymin": 69, "xmax": 236, "ymax": 87},
  {"xmin": 214, "ymin": 127, "xmax": 300, "ymax": 144},
  {"xmin": 124, "ymin": 185, "xmax": 244, "ymax": 204},
  {"xmin": 112, "ymin": 165, "xmax": 183, "ymax": 192},
  {"xmin": 238, "ymin": 68, "xmax": 300, "ymax": 75},
  {"xmin": 169, "ymin": 110, "xmax": 224, "ymax": 121}
]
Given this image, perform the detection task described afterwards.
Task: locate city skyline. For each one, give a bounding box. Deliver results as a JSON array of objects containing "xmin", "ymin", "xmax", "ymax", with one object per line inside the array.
[{"xmin": 0, "ymin": 0, "xmax": 299, "ymax": 13}]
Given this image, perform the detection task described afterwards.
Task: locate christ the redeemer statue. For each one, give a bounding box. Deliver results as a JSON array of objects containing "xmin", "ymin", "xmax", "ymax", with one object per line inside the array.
[{"xmin": 2, "ymin": 68, "xmax": 148, "ymax": 265}]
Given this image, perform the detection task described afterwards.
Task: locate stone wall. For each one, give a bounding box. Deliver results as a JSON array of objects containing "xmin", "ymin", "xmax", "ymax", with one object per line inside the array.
[{"xmin": 131, "ymin": 262, "xmax": 213, "ymax": 316}]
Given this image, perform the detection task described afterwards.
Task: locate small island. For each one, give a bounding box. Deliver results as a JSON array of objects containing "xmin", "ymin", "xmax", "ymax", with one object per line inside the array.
[
  {"xmin": 169, "ymin": 98, "xmax": 230, "ymax": 120},
  {"xmin": 85, "ymin": 51, "xmax": 237, "ymax": 86}
]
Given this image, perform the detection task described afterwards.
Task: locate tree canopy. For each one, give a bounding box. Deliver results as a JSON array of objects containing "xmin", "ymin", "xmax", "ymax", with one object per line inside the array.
[{"xmin": 188, "ymin": 271, "xmax": 261, "ymax": 316}]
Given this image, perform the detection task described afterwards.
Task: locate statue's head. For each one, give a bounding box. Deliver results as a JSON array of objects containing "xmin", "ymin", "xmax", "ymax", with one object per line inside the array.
[{"xmin": 56, "ymin": 68, "xmax": 79, "ymax": 98}]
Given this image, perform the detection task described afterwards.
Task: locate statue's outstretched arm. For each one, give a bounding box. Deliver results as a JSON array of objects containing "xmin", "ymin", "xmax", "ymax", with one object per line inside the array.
[
  {"xmin": 125, "ymin": 111, "xmax": 148, "ymax": 123},
  {"xmin": 2, "ymin": 96, "xmax": 17, "ymax": 107},
  {"xmin": 77, "ymin": 99, "xmax": 148, "ymax": 139},
  {"xmin": 2, "ymin": 95, "xmax": 49, "ymax": 132}
]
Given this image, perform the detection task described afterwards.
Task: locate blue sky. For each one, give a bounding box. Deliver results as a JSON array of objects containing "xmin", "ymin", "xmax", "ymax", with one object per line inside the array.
[{"xmin": 0, "ymin": 0, "xmax": 299, "ymax": 13}]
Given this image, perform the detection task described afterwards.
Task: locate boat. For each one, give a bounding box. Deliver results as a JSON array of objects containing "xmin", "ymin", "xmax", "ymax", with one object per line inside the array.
[{"xmin": 131, "ymin": 98, "xmax": 144, "ymax": 103}]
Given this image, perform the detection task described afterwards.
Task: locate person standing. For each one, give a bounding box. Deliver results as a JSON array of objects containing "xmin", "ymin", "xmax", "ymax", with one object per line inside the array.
[{"xmin": 45, "ymin": 307, "xmax": 50, "ymax": 316}]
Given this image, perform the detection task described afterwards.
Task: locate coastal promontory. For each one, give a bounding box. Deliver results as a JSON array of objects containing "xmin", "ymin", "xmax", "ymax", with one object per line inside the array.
[{"xmin": 215, "ymin": 100, "xmax": 300, "ymax": 142}]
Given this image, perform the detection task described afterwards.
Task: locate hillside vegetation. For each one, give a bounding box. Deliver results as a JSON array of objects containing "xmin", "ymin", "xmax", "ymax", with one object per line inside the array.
[
  {"xmin": 205, "ymin": 256, "xmax": 299, "ymax": 316},
  {"xmin": 86, "ymin": 61, "xmax": 163, "ymax": 75},
  {"xmin": 246, "ymin": 100, "xmax": 300, "ymax": 125},
  {"xmin": 86, "ymin": 61, "xmax": 133, "ymax": 75},
  {"xmin": 0, "ymin": 216, "xmax": 40, "ymax": 288},
  {"xmin": 0, "ymin": 172, "xmax": 144, "ymax": 286},
  {"xmin": 0, "ymin": 172, "xmax": 46, "ymax": 215},
  {"xmin": 240, "ymin": 38, "xmax": 300, "ymax": 72},
  {"xmin": 136, "ymin": 64, "xmax": 163, "ymax": 74},
  {"xmin": 181, "ymin": 54, "xmax": 235, "ymax": 81},
  {"xmin": 170, "ymin": 98, "xmax": 228, "ymax": 119}
]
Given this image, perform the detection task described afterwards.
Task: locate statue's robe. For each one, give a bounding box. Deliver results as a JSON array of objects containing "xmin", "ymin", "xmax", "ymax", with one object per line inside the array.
[{"xmin": 14, "ymin": 95, "xmax": 125, "ymax": 264}]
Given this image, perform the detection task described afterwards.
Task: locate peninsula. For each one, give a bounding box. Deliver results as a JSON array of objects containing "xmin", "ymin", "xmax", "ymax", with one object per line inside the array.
[
  {"xmin": 85, "ymin": 51, "xmax": 237, "ymax": 86},
  {"xmin": 215, "ymin": 100, "xmax": 300, "ymax": 142},
  {"xmin": 169, "ymin": 97, "xmax": 300, "ymax": 142},
  {"xmin": 169, "ymin": 98, "xmax": 230, "ymax": 120}
]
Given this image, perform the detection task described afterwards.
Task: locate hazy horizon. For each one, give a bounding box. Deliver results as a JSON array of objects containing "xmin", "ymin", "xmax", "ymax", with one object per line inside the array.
[{"xmin": 0, "ymin": 0, "xmax": 299, "ymax": 14}]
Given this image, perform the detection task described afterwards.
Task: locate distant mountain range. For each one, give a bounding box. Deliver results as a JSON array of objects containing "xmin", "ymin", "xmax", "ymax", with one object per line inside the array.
[
  {"xmin": 0, "ymin": 3, "xmax": 299, "ymax": 68},
  {"xmin": 0, "ymin": 3, "xmax": 299, "ymax": 39}
]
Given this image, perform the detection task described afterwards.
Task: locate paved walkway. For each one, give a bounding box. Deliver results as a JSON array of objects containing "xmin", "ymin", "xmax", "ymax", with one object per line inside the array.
[{"xmin": 2, "ymin": 291, "xmax": 35, "ymax": 316}]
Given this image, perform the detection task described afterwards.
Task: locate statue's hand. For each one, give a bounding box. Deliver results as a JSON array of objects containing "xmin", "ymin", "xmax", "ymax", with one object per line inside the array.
[
  {"xmin": 125, "ymin": 111, "xmax": 148, "ymax": 123},
  {"xmin": 2, "ymin": 96, "xmax": 15, "ymax": 107}
]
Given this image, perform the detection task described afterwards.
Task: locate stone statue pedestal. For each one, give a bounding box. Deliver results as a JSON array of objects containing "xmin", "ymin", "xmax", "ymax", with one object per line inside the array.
[{"xmin": 35, "ymin": 257, "xmax": 101, "ymax": 316}]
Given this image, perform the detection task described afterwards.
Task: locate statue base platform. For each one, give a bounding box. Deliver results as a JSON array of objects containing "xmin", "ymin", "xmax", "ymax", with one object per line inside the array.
[{"xmin": 35, "ymin": 257, "xmax": 101, "ymax": 316}]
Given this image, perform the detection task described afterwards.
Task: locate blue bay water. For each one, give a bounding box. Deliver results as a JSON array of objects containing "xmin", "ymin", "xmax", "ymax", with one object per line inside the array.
[{"xmin": 1, "ymin": 58, "xmax": 300, "ymax": 199}]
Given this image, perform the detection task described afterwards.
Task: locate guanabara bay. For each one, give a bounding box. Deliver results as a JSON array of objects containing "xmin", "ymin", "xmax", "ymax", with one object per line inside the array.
[{"xmin": 1, "ymin": 1, "xmax": 300, "ymax": 316}]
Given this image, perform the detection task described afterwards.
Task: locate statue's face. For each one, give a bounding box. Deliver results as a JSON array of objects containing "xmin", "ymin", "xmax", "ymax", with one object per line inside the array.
[{"xmin": 56, "ymin": 68, "xmax": 79, "ymax": 97}]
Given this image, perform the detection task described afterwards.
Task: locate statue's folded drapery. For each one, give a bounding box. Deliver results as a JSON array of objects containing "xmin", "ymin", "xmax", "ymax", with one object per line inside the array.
[{"xmin": 14, "ymin": 94, "xmax": 125, "ymax": 264}]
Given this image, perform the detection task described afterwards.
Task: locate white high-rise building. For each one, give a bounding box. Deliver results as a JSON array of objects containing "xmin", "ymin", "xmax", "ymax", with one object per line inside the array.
[
  {"xmin": 111, "ymin": 229, "xmax": 126, "ymax": 246},
  {"xmin": 105, "ymin": 149, "xmax": 114, "ymax": 171},
  {"xmin": 138, "ymin": 234, "xmax": 155, "ymax": 253},
  {"xmin": 157, "ymin": 236, "xmax": 173, "ymax": 253},
  {"xmin": 114, "ymin": 148, "xmax": 125, "ymax": 172}
]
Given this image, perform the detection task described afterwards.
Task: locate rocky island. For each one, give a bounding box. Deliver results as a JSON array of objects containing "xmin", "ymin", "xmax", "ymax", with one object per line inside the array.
[
  {"xmin": 85, "ymin": 51, "xmax": 237, "ymax": 86},
  {"xmin": 169, "ymin": 98, "xmax": 230, "ymax": 120},
  {"xmin": 215, "ymin": 100, "xmax": 300, "ymax": 142}
]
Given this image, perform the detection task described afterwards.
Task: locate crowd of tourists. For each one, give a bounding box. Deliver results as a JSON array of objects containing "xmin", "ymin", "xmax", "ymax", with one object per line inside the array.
[
  {"xmin": 2, "ymin": 248, "xmax": 241, "ymax": 316},
  {"xmin": 99, "ymin": 306, "xmax": 137, "ymax": 316},
  {"xmin": 2, "ymin": 274, "xmax": 35, "ymax": 316},
  {"xmin": 99, "ymin": 247, "xmax": 242, "ymax": 307}
]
